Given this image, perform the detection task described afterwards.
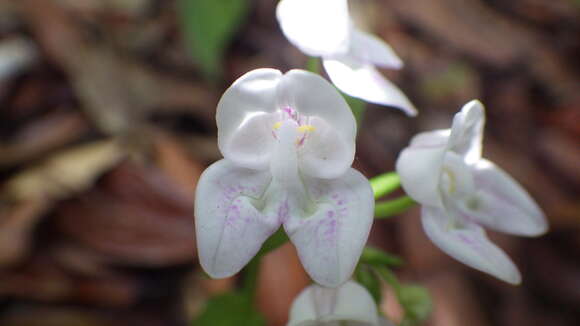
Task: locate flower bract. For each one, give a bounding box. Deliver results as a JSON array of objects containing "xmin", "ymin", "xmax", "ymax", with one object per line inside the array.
[
  {"xmin": 396, "ymin": 100, "xmax": 548, "ymax": 284},
  {"xmin": 195, "ymin": 68, "xmax": 374, "ymax": 287},
  {"xmin": 276, "ymin": 0, "xmax": 416, "ymax": 116}
]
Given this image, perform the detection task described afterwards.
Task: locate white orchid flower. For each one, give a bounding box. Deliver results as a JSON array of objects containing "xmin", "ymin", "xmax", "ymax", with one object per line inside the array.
[
  {"xmin": 288, "ymin": 280, "xmax": 394, "ymax": 326},
  {"xmin": 276, "ymin": 0, "xmax": 417, "ymax": 116},
  {"xmin": 195, "ymin": 69, "xmax": 374, "ymax": 287},
  {"xmin": 396, "ymin": 100, "xmax": 548, "ymax": 284}
]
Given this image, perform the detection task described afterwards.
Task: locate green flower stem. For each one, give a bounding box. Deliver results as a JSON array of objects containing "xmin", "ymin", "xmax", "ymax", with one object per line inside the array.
[
  {"xmin": 369, "ymin": 172, "xmax": 401, "ymax": 199},
  {"xmin": 375, "ymin": 196, "xmax": 416, "ymax": 219},
  {"xmin": 376, "ymin": 265, "xmax": 401, "ymax": 292},
  {"xmin": 306, "ymin": 56, "xmax": 320, "ymax": 74}
]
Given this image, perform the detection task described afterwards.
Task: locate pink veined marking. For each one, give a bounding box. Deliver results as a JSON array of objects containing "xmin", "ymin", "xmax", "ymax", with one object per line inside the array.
[
  {"xmin": 277, "ymin": 106, "xmax": 313, "ymax": 146},
  {"xmin": 282, "ymin": 106, "xmax": 298, "ymax": 121},
  {"xmin": 277, "ymin": 199, "xmax": 290, "ymax": 223}
]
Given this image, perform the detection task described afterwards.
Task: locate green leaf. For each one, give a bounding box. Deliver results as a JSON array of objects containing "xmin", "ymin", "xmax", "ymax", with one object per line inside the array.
[
  {"xmin": 179, "ymin": 0, "xmax": 249, "ymax": 80},
  {"xmin": 360, "ymin": 247, "xmax": 403, "ymax": 267},
  {"xmin": 355, "ymin": 265, "xmax": 382, "ymax": 304},
  {"xmin": 375, "ymin": 196, "xmax": 416, "ymax": 219},
  {"xmin": 370, "ymin": 172, "xmax": 401, "ymax": 199},
  {"xmin": 398, "ymin": 285, "xmax": 432, "ymax": 326},
  {"xmin": 193, "ymin": 293, "xmax": 266, "ymax": 326}
]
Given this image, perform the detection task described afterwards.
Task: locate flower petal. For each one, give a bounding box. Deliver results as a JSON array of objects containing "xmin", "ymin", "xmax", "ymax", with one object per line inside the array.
[
  {"xmin": 465, "ymin": 159, "xmax": 548, "ymax": 236},
  {"xmin": 217, "ymin": 68, "xmax": 282, "ymax": 170},
  {"xmin": 276, "ymin": 0, "xmax": 350, "ymax": 57},
  {"xmin": 195, "ymin": 159, "xmax": 280, "ymax": 278},
  {"xmin": 350, "ymin": 28, "xmax": 403, "ymax": 69},
  {"xmin": 396, "ymin": 131, "xmax": 448, "ymax": 207},
  {"xmin": 288, "ymin": 281, "xmax": 380, "ymax": 326},
  {"xmin": 323, "ymin": 58, "xmax": 417, "ymax": 116},
  {"xmin": 448, "ymin": 100, "xmax": 485, "ymax": 164},
  {"xmin": 284, "ymin": 168, "xmax": 374, "ymax": 287},
  {"xmin": 299, "ymin": 116, "xmax": 355, "ymax": 179},
  {"xmin": 278, "ymin": 70, "xmax": 357, "ymax": 178},
  {"xmin": 421, "ymin": 206, "xmax": 521, "ymax": 284}
]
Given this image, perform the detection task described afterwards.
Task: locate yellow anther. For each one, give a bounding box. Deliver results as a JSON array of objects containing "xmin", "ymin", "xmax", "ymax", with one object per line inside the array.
[
  {"xmin": 297, "ymin": 125, "xmax": 316, "ymax": 132},
  {"xmin": 273, "ymin": 121, "xmax": 282, "ymax": 130}
]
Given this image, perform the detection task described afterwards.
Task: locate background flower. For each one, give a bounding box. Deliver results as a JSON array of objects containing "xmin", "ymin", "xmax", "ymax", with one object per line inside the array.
[
  {"xmin": 396, "ymin": 100, "xmax": 548, "ymax": 284},
  {"xmin": 277, "ymin": 0, "xmax": 417, "ymax": 116}
]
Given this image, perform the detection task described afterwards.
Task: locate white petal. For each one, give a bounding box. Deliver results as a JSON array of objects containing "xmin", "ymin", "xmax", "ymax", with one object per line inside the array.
[
  {"xmin": 299, "ymin": 116, "xmax": 355, "ymax": 179},
  {"xmin": 276, "ymin": 0, "xmax": 350, "ymax": 57},
  {"xmin": 448, "ymin": 100, "xmax": 485, "ymax": 164},
  {"xmin": 440, "ymin": 151, "xmax": 476, "ymax": 200},
  {"xmin": 465, "ymin": 159, "xmax": 548, "ymax": 236},
  {"xmin": 195, "ymin": 159, "xmax": 280, "ymax": 278},
  {"xmin": 217, "ymin": 68, "xmax": 282, "ymax": 170},
  {"xmin": 396, "ymin": 132, "xmax": 448, "ymax": 207},
  {"xmin": 288, "ymin": 281, "xmax": 380, "ymax": 326},
  {"xmin": 323, "ymin": 58, "xmax": 417, "ymax": 116},
  {"xmin": 421, "ymin": 206, "xmax": 521, "ymax": 284},
  {"xmin": 278, "ymin": 70, "xmax": 357, "ymax": 178},
  {"xmin": 284, "ymin": 169, "xmax": 374, "ymax": 287},
  {"xmin": 409, "ymin": 129, "xmax": 450, "ymax": 148},
  {"xmin": 350, "ymin": 29, "xmax": 403, "ymax": 69}
]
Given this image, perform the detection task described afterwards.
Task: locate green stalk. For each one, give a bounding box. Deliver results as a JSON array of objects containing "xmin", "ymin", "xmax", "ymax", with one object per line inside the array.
[
  {"xmin": 375, "ymin": 196, "xmax": 416, "ymax": 219},
  {"xmin": 370, "ymin": 172, "xmax": 401, "ymax": 199}
]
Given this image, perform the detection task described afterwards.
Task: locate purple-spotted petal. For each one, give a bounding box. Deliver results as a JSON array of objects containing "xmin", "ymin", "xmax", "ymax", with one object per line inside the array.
[
  {"xmin": 448, "ymin": 100, "xmax": 485, "ymax": 164},
  {"xmin": 466, "ymin": 159, "xmax": 548, "ymax": 236},
  {"xmin": 195, "ymin": 159, "xmax": 280, "ymax": 278},
  {"xmin": 288, "ymin": 281, "xmax": 381, "ymax": 326},
  {"xmin": 284, "ymin": 168, "xmax": 374, "ymax": 287},
  {"xmin": 422, "ymin": 206, "xmax": 521, "ymax": 284},
  {"xmin": 323, "ymin": 58, "xmax": 417, "ymax": 116}
]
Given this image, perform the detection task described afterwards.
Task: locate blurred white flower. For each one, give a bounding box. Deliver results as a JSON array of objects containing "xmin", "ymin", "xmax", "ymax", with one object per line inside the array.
[
  {"xmin": 195, "ymin": 69, "xmax": 374, "ymax": 287},
  {"xmin": 288, "ymin": 280, "xmax": 394, "ymax": 326},
  {"xmin": 276, "ymin": 0, "xmax": 416, "ymax": 116},
  {"xmin": 396, "ymin": 100, "xmax": 548, "ymax": 284}
]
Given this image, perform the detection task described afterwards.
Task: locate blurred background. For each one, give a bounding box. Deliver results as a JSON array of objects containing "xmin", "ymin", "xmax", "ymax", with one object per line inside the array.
[{"xmin": 0, "ymin": 0, "xmax": 578, "ymax": 325}]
